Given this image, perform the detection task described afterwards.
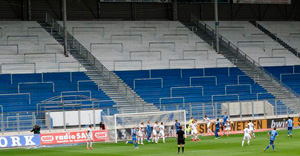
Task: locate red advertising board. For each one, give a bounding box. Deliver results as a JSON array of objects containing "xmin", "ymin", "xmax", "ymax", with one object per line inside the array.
[{"xmin": 40, "ymin": 130, "xmax": 108, "ymax": 145}]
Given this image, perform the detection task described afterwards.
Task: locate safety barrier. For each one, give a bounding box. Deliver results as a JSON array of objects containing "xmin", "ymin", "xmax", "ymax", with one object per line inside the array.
[
  {"xmin": 237, "ymin": 75, "xmax": 256, "ymax": 84},
  {"xmin": 133, "ymin": 78, "xmax": 163, "ymax": 89},
  {"xmin": 7, "ymin": 35, "xmax": 39, "ymax": 45},
  {"xmin": 182, "ymin": 50, "xmax": 209, "ymax": 59},
  {"xmin": 130, "ymin": 27, "xmax": 156, "ymax": 35},
  {"xmin": 163, "ymin": 34, "xmax": 189, "ymax": 43},
  {"xmin": 149, "ymin": 42, "xmax": 176, "ymax": 52},
  {"xmin": 0, "ymin": 93, "xmax": 31, "ymax": 104},
  {"xmin": 44, "ymin": 43, "xmax": 62, "ymax": 53},
  {"xmin": 72, "ymin": 26, "xmax": 105, "ymax": 37},
  {"xmin": 0, "ymin": 63, "xmax": 36, "ymax": 74},
  {"xmin": 225, "ymin": 84, "xmax": 252, "ymax": 95},
  {"xmin": 237, "ymin": 41, "xmax": 265, "ymax": 52},
  {"xmin": 159, "ymin": 97, "xmax": 185, "ymax": 109},
  {"xmin": 129, "ymin": 51, "xmax": 162, "ymax": 61},
  {"xmin": 170, "ymin": 86, "xmax": 204, "ymax": 97},
  {"xmin": 169, "ymin": 59, "xmax": 196, "ymax": 69},
  {"xmin": 216, "ymin": 58, "xmax": 235, "ymax": 67},
  {"xmin": 258, "ymin": 57, "xmax": 286, "ymax": 66},
  {"xmin": 58, "ymin": 62, "xmax": 81, "ymax": 72},
  {"xmin": 211, "ymin": 94, "xmax": 240, "ymax": 104},
  {"xmin": 219, "ymin": 26, "xmax": 245, "ymax": 36},
  {"xmin": 175, "ymin": 26, "xmax": 197, "ymax": 35},
  {"xmin": 41, "ymin": 72, "xmax": 73, "ymax": 82},
  {"xmin": 18, "ymin": 82, "xmax": 55, "ymax": 93},
  {"xmin": 113, "ymin": 60, "xmax": 142, "ymax": 71},
  {"xmin": 190, "ymin": 76, "xmax": 217, "ymax": 86},
  {"xmin": 90, "ymin": 43, "xmax": 123, "ymax": 53},
  {"xmin": 110, "ymin": 34, "xmax": 142, "ymax": 44},
  {"xmin": 0, "ymin": 44, "xmax": 19, "ymax": 55},
  {"xmin": 271, "ymin": 48, "xmax": 298, "ymax": 57},
  {"xmin": 60, "ymin": 90, "xmax": 92, "ymax": 99},
  {"xmin": 280, "ymin": 73, "xmax": 300, "ymax": 83},
  {"xmin": 24, "ymin": 53, "xmax": 57, "ymax": 63}
]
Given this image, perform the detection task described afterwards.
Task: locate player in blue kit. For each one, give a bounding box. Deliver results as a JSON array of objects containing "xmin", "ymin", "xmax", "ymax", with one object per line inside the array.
[
  {"xmin": 264, "ymin": 128, "xmax": 278, "ymax": 152},
  {"xmin": 126, "ymin": 127, "xmax": 139, "ymax": 149},
  {"xmin": 175, "ymin": 120, "xmax": 181, "ymax": 132},
  {"xmin": 146, "ymin": 120, "xmax": 152, "ymax": 142},
  {"xmin": 214, "ymin": 119, "xmax": 220, "ymax": 139},
  {"xmin": 286, "ymin": 117, "xmax": 293, "ymax": 137},
  {"xmin": 222, "ymin": 112, "xmax": 229, "ymax": 137}
]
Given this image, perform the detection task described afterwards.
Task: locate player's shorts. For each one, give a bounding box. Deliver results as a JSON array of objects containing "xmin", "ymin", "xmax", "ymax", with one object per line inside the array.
[
  {"xmin": 191, "ymin": 130, "xmax": 198, "ymax": 135},
  {"xmin": 243, "ymin": 135, "xmax": 251, "ymax": 140},
  {"xmin": 153, "ymin": 130, "xmax": 157, "ymax": 135},
  {"xmin": 138, "ymin": 131, "xmax": 143, "ymax": 137},
  {"xmin": 288, "ymin": 127, "xmax": 293, "ymax": 131},
  {"xmin": 87, "ymin": 136, "xmax": 93, "ymax": 141},
  {"xmin": 225, "ymin": 127, "xmax": 231, "ymax": 131},
  {"xmin": 147, "ymin": 131, "xmax": 151, "ymax": 137},
  {"xmin": 177, "ymin": 138, "xmax": 185, "ymax": 145},
  {"xmin": 249, "ymin": 128, "xmax": 254, "ymax": 132},
  {"xmin": 207, "ymin": 123, "xmax": 211, "ymax": 128},
  {"xmin": 159, "ymin": 131, "xmax": 165, "ymax": 137},
  {"xmin": 269, "ymin": 139, "xmax": 274, "ymax": 144},
  {"xmin": 132, "ymin": 137, "xmax": 137, "ymax": 141}
]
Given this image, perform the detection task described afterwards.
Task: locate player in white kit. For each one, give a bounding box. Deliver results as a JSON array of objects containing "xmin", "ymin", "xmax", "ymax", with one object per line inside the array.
[
  {"xmin": 159, "ymin": 122, "xmax": 166, "ymax": 143},
  {"xmin": 87, "ymin": 125, "xmax": 93, "ymax": 150},
  {"xmin": 248, "ymin": 120, "xmax": 255, "ymax": 138},
  {"xmin": 224, "ymin": 121, "xmax": 231, "ymax": 137},
  {"xmin": 152, "ymin": 121, "xmax": 159, "ymax": 144},
  {"xmin": 190, "ymin": 120, "xmax": 200, "ymax": 141},
  {"xmin": 242, "ymin": 125, "xmax": 251, "ymax": 146},
  {"xmin": 203, "ymin": 115, "xmax": 213, "ymax": 135},
  {"xmin": 138, "ymin": 122, "xmax": 144, "ymax": 145}
]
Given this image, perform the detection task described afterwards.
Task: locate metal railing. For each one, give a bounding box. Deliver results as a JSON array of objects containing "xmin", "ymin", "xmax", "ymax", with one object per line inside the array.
[
  {"xmin": 27, "ymin": 27, "xmax": 53, "ymax": 35},
  {"xmin": 113, "ymin": 60, "xmax": 143, "ymax": 71},
  {"xmin": 225, "ymin": 84, "xmax": 252, "ymax": 95},
  {"xmin": 110, "ymin": 34, "xmax": 142, "ymax": 44},
  {"xmin": 0, "ymin": 63, "xmax": 36, "ymax": 74},
  {"xmin": 129, "ymin": 51, "xmax": 162, "ymax": 61},
  {"xmin": 170, "ymin": 86, "xmax": 204, "ymax": 97},
  {"xmin": 237, "ymin": 41, "xmax": 265, "ymax": 52},
  {"xmin": 258, "ymin": 57, "xmax": 286, "ymax": 66},
  {"xmin": 77, "ymin": 80, "xmax": 102, "ymax": 91},
  {"xmin": 133, "ymin": 78, "xmax": 163, "ymax": 89},
  {"xmin": 149, "ymin": 42, "xmax": 176, "ymax": 52},
  {"xmin": 7, "ymin": 35, "xmax": 39, "ymax": 45},
  {"xmin": 24, "ymin": 53, "xmax": 57, "ymax": 63},
  {"xmin": 163, "ymin": 34, "xmax": 189, "ymax": 43},
  {"xmin": 190, "ymin": 76, "xmax": 217, "ymax": 86},
  {"xmin": 169, "ymin": 59, "xmax": 196, "ymax": 69},
  {"xmin": 130, "ymin": 26, "xmax": 156, "ymax": 35},
  {"xmin": 191, "ymin": 13, "xmax": 300, "ymax": 101},
  {"xmin": 90, "ymin": 43, "xmax": 123, "ymax": 53},
  {"xmin": 219, "ymin": 26, "xmax": 245, "ymax": 36},
  {"xmin": 18, "ymin": 82, "xmax": 55, "ymax": 93},
  {"xmin": 0, "ymin": 44, "xmax": 19, "ymax": 55},
  {"xmin": 46, "ymin": 13, "xmax": 151, "ymax": 112},
  {"xmin": 183, "ymin": 50, "xmax": 209, "ymax": 59},
  {"xmin": 44, "ymin": 43, "xmax": 62, "ymax": 53}
]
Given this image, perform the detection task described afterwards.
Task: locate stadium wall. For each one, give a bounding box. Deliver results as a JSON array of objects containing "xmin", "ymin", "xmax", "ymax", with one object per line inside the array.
[{"xmin": 0, "ymin": 0, "xmax": 299, "ymax": 21}]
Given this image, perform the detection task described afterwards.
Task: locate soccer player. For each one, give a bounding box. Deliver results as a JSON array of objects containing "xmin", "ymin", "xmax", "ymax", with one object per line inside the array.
[
  {"xmin": 177, "ymin": 126, "xmax": 185, "ymax": 154},
  {"xmin": 187, "ymin": 117, "xmax": 194, "ymax": 134},
  {"xmin": 175, "ymin": 119, "xmax": 181, "ymax": 132},
  {"xmin": 146, "ymin": 120, "xmax": 152, "ymax": 142},
  {"xmin": 242, "ymin": 125, "xmax": 251, "ymax": 146},
  {"xmin": 152, "ymin": 121, "xmax": 159, "ymax": 144},
  {"xmin": 264, "ymin": 127, "xmax": 278, "ymax": 152},
  {"xmin": 86, "ymin": 125, "xmax": 93, "ymax": 150},
  {"xmin": 159, "ymin": 122, "xmax": 166, "ymax": 143},
  {"xmin": 224, "ymin": 121, "xmax": 231, "ymax": 137},
  {"xmin": 286, "ymin": 117, "xmax": 293, "ymax": 137},
  {"xmin": 126, "ymin": 127, "xmax": 138, "ymax": 149},
  {"xmin": 222, "ymin": 112, "xmax": 229, "ymax": 137},
  {"xmin": 248, "ymin": 120, "xmax": 255, "ymax": 138},
  {"xmin": 138, "ymin": 122, "xmax": 144, "ymax": 144},
  {"xmin": 214, "ymin": 119, "xmax": 220, "ymax": 139},
  {"xmin": 203, "ymin": 115, "xmax": 212, "ymax": 135}
]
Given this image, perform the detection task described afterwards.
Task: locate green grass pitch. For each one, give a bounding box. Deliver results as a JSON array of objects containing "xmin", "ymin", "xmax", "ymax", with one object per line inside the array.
[{"xmin": 1, "ymin": 129, "xmax": 299, "ymax": 156}]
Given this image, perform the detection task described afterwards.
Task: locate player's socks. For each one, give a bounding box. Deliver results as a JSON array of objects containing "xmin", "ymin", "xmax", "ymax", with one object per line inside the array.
[
  {"xmin": 247, "ymin": 140, "xmax": 250, "ymax": 145},
  {"xmin": 87, "ymin": 142, "xmax": 89, "ymax": 148},
  {"xmin": 90, "ymin": 142, "xmax": 93, "ymax": 148},
  {"xmin": 178, "ymin": 147, "xmax": 180, "ymax": 153},
  {"xmin": 242, "ymin": 140, "xmax": 244, "ymax": 146},
  {"xmin": 266, "ymin": 145, "xmax": 270, "ymax": 150},
  {"xmin": 135, "ymin": 142, "xmax": 138, "ymax": 148},
  {"xmin": 272, "ymin": 145, "xmax": 275, "ymax": 150},
  {"xmin": 163, "ymin": 137, "xmax": 165, "ymax": 143},
  {"xmin": 128, "ymin": 141, "xmax": 133, "ymax": 144},
  {"xmin": 182, "ymin": 147, "xmax": 184, "ymax": 153}
]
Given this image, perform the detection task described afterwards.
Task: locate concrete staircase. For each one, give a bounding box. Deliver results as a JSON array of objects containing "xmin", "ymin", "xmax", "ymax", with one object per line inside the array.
[
  {"xmin": 38, "ymin": 20, "xmax": 159, "ymax": 114},
  {"xmin": 181, "ymin": 15, "xmax": 299, "ymax": 113},
  {"xmin": 249, "ymin": 21, "xmax": 300, "ymax": 58}
]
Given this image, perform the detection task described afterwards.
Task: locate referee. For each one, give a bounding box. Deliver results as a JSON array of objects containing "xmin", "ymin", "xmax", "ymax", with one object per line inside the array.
[{"xmin": 177, "ymin": 126, "xmax": 185, "ymax": 154}]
